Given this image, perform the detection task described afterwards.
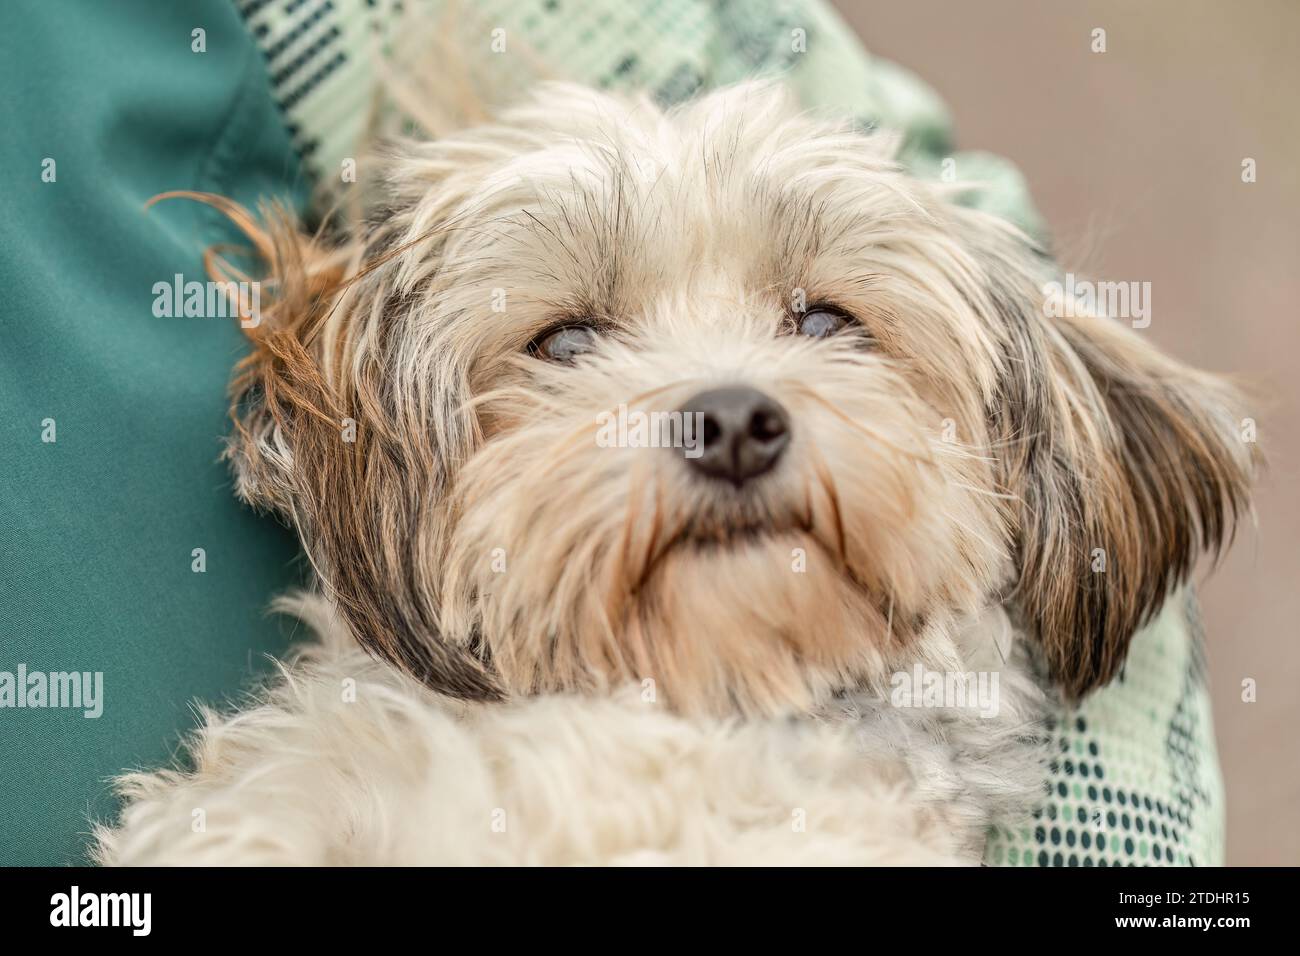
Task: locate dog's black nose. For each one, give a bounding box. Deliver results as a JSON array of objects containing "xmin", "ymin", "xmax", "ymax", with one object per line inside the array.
[{"xmin": 680, "ymin": 386, "xmax": 791, "ymax": 486}]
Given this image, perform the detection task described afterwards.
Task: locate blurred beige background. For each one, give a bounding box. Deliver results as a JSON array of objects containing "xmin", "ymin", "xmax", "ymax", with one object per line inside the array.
[{"xmin": 833, "ymin": 0, "xmax": 1299, "ymax": 865}]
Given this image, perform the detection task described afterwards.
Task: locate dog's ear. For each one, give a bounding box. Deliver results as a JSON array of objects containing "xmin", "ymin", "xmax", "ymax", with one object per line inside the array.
[
  {"xmin": 218, "ymin": 205, "xmax": 342, "ymax": 518},
  {"xmin": 955, "ymin": 209, "xmax": 1258, "ymax": 698},
  {"xmin": 194, "ymin": 194, "xmax": 502, "ymax": 701}
]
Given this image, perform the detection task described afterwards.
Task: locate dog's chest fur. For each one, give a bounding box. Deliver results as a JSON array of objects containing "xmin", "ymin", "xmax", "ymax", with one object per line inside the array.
[{"xmin": 96, "ymin": 595, "xmax": 1047, "ymax": 865}]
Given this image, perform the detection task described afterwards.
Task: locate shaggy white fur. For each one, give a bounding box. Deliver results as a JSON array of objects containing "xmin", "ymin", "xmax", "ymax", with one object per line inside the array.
[{"xmin": 94, "ymin": 594, "xmax": 1047, "ymax": 865}]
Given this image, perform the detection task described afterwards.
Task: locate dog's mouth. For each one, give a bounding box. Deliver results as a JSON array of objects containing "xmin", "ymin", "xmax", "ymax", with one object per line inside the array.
[
  {"xmin": 629, "ymin": 501, "xmax": 825, "ymax": 594},
  {"xmin": 623, "ymin": 505, "xmax": 767, "ymax": 585},
  {"xmin": 617, "ymin": 475, "xmax": 901, "ymax": 630},
  {"xmin": 678, "ymin": 507, "xmax": 800, "ymax": 547}
]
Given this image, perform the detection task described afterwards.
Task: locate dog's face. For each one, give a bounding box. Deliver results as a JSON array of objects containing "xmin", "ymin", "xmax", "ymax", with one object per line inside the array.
[{"xmin": 227, "ymin": 84, "xmax": 1255, "ymax": 715}]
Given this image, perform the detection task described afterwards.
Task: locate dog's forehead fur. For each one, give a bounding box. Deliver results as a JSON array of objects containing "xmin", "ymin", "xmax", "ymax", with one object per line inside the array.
[
  {"xmin": 225, "ymin": 81, "xmax": 1255, "ymax": 712},
  {"xmin": 386, "ymin": 84, "xmax": 1000, "ymax": 402}
]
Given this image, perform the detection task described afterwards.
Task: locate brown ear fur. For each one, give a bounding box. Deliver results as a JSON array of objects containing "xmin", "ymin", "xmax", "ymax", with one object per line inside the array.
[
  {"xmin": 1022, "ymin": 314, "xmax": 1256, "ymax": 697},
  {"xmin": 169, "ymin": 191, "xmax": 502, "ymax": 701},
  {"xmin": 962, "ymin": 211, "xmax": 1258, "ymax": 698}
]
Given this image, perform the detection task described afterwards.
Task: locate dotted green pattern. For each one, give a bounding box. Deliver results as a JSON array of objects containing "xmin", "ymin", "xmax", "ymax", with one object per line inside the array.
[
  {"xmin": 237, "ymin": 0, "xmax": 1223, "ymax": 866},
  {"xmin": 986, "ymin": 593, "xmax": 1224, "ymax": 866}
]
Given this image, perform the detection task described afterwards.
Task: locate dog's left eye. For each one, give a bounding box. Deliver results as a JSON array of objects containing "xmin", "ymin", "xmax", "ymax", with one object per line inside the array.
[
  {"xmin": 794, "ymin": 307, "xmax": 853, "ymax": 338},
  {"xmin": 530, "ymin": 325, "xmax": 599, "ymax": 363}
]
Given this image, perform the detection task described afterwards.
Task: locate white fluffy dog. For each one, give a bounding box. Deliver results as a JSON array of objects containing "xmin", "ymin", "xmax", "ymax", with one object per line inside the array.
[{"xmin": 95, "ymin": 83, "xmax": 1253, "ymax": 865}]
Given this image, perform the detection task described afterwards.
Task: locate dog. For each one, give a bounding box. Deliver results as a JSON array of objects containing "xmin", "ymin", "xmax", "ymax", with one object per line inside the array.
[{"xmin": 94, "ymin": 82, "xmax": 1255, "ymax": 865}]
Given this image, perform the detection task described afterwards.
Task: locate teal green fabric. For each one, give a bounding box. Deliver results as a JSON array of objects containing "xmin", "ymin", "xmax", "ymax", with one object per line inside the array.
[{"xmin": 0, "ymin": 0, "xmax": 306, "ymax": 865}]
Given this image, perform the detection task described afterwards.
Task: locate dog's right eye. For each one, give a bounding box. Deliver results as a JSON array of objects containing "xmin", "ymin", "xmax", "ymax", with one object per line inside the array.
[{"xmin": 529, "ymin": 325, "xmax": 599, "ymax": 363}]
